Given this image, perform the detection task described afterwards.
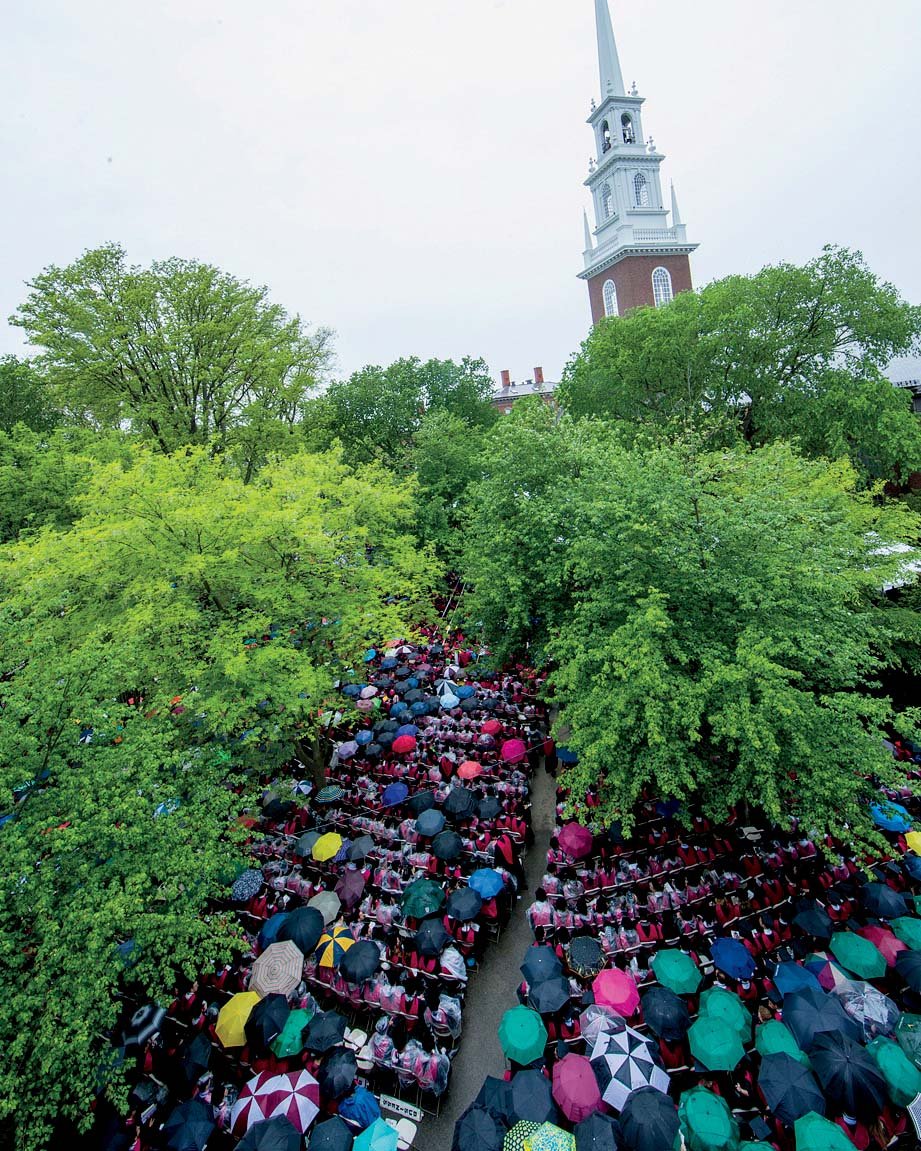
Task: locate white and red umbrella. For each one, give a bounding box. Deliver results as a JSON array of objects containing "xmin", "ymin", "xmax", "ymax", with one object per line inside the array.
[{"xmin": 232, "ymin": 1070, "xmax": 321, "ymax": 1136}]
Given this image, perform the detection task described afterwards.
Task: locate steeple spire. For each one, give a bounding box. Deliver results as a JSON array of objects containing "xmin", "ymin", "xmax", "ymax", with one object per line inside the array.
[
  {"xmin": 583, "ymin": 209, "xmax": 594, "ymax": 253},
  {"xmin": 594, "ymin": 0, "xmax": 625, "ymax": 98},
  {"xmin": 670, "ymin": 181, "xmax": 682, "ymax": 226}
]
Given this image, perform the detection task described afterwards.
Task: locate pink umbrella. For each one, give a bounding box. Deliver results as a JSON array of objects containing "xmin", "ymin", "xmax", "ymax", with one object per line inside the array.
[
  {"xmin": 356, "ymin": 699, "xmax": 374, "ymax": 712},
  {"xmin": 392, "ymin": 735, "xmax": 417, "ymax": 755},
  {"xmin": 360, "ymin": 686, "xmax": 378, "ymax": 699},
  {"xmin": 593, "ymin": 969, "xmax": 640, "ymax": 1017},
  {"xmin": 559, "ymin": 822, "xmax": 594, "ymax": 860},
  {"xmin": 242, "ymin": 1070, "xmax": 320, "ymax": 1134},
  {"xmin": 859, "ymin": 925, "xmax": 907, "ymax": 967},
  {"xmin": 552, "ymin": 1053, "xmax": 603, "ymax": 1123},
  {"xmin": 459, "ymin": 760, "xmax": 483, "ymax": 780},
  {"xmin": 482, "ymin": 720, "xmax": 503, "ymax": 736},
  {"xmin": 500, "ymin": 738, "xmax": 527, "ymax": 764}
]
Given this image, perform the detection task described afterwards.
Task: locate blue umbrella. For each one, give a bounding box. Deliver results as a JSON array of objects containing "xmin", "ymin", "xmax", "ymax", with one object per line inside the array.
[
  {"xmin": 416, "ymin": 809, "xmax": 446, "ymax": 837},
  {"xmin": 355, "ymin": 730, "xmax": 374, "ymax": 746},
  {"xmin": 772, "ymin": 961, "xmax": 821, "ymax": 998},
  {"xmin": 230, "ymin": 869, "xmax": 263, "ymax": 902},
  {"xmin": 871, "ymin": 801, "xmax": 912, "ymax": 833},
  {"xmin": 711, "ymin": 937, "xmax": 757, "ymax": 980},
  {"xmin": 904, "ymin": 854, "xmax": 921, "ymax": 882},
  {"xmin": 396, "ymin": 724, "xmax": 420, "ymax": 737},
  {"xmin": 363, "ymin": 649, "xmax": 377, "ymax": 662},
  {"xmin": 382, "ymin": 782, "xmax": 409, "ymax": 808},
  {"xmin": 455, "ymin": 685, "xmax": 476, "ymax": 699},
  {"xmin": 342, "ymin": 684, "xmax": 363, "ymax": 699},
  {"xmin": 469, "ymin": 869, "xmax": 505, "ymax": 899},
  {"xmin": 557, "ymin": 746, "xmax": 579, "ymax": 764},
  {"xmin": 380, "ymin": 658, "xmax": 398, "ymax": 670},
  {"xmin": 656, "ymin": 798, "xmax": 682, "ymax": 819},
  {"xmin": 410, "ymin": 701, "xmax": 430, "ymax": 716},
  {"xmin": 441, "ymin": 693, "xmax": 461, "ymax": 710},
  {"xmin": 258, "ymin": 913, "xmax": 290, "ymax": 949},
  {"xmin": 405, "ymin": 677, "xmax": 420, "ymax": 689},
  {"xmin": 389, "ymin": 702, "xmax": 409, "ymax": 718}
]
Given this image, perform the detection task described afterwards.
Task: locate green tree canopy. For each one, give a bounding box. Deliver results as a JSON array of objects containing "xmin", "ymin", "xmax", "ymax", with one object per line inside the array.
[
  {"xmin": 411, "ymin": 408, "xmax": 488, "ymax": 564},
  {"xmin": 0, "ymin": 355, "xmax": 59, "ymax": 434},
  {"xmin": 560, "ymin": 247, "xmax": 921, "ymax": 481}
]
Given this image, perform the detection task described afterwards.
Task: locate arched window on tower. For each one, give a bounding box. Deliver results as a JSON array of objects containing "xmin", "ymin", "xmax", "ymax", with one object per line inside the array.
[
  {"xmin": 634, "ymin": 173, "xmax": 650, "ymax": 207},
  {"xmin": 603, "ymin": 280, "xmax": 619, "ymax": 318},
  {"xmin": 621, "ymin": 113, "xmax": 635, "ymax": 143},
  {"xmin": 601, "ymin": 184, "xmax": 614, "ymax": 219},
  {"xmin": 652, "ymin": 267, "xmax": 673, "ymax": 308},
  {"xmin": 601, "ymin": 121, "xmax": 612, "ymax": 153}
]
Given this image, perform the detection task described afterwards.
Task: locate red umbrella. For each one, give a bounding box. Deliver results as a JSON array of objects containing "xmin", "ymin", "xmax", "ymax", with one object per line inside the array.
[
  {"xmin": 559, "ymin": 822, "xmax": 594, "ymax": 860},
  {"xmin": 859, "ymin": 925, "xmax": 907, "ymax": 967},
  {"xmin": 392, "ymin": 735, "xmax": 417, "ymax": 755},
  {"xmin": 459, "ymin": 760, "xmax": 483, "ymax": 780},
  {"xmin": 552, "ymin": 1053, "xmax": 603, "ymax": 1123},
  {"xmin": 231, "ymin": 1070, "xmax": 320, "ymax": 1135},
  {"xmin": 500, "ymin": 738, "xmax": 527, "ymax": 764},
  {"xmin": 593, "ymin": 969, "xmax": 640, "ymax": 1017},
  {"xmin": 481, "ymin": 720, "xmax": 503, "ymax": 736}
]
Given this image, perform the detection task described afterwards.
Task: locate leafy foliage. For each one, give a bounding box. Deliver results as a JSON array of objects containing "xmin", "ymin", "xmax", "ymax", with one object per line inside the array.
[{"xmin": 0, "ymin": 356, "xmax": 59, "ymax": 434}]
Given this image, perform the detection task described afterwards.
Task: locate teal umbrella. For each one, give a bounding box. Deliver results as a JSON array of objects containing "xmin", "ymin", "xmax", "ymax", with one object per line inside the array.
[{"xmin": 353, "ymin": 1119, "xmax": 398, "ymax": 1151}]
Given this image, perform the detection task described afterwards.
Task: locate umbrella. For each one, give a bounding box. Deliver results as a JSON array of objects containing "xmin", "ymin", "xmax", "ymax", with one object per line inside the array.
[
  {"xmin": 353, "ymin": 1119, "xmax": 398, "ymax": 1151},
  {"xmin": 501, "ymin": 739, "xmax": 527, "ymax": 764},
  {"xmin": 557, "ymin": 746, "xmax": 579, "ymax": 764},
  {"xmin": 529, "ymin": 975, "xmax": 572, "ymax": 1016},
  {"xmin": 811, "ymin": 1033, "xmax": 888, "ymax": 1120},
  {"xmin": 178, "ymin": 1033, "xmax": 212, "ymax": 1085},
  {"xmin": 401, "ymin": 877, "xmax": 445, "ymax": 918},
  {"xmin": 590, "ymin": 1027, "xmax": 670, "ymax": 1112},
  {"xmin": 528, "ymin": 1125, "xmax": 576, "ymax": 1151},
  {"xmin": 783, "ymin": 986, "xmax": 862, "ymax": 1052},
  {"xmin": 391, "ymin": 737, "xmax": 417, "ymax": 757},
  {"xmin": 252, "ymin": 941, "xmax": 304, "ymax": 998},
  {"xmin": 593, "ymin": 969, "xmax": 639, "ymax": 1017},
  {"xmin": 308, "ymin": 1116, "xmax": 355, "ymax": 1151},
  {"xmin": 482, "ymin": 719, "xmax": 503, "ymax": 736},
  {"xmin": 619, "ymin": 1087, "xmax": 679, "ymax": 1151},
  {"xmin": 641, "ymin": 987, "xmax": 691, "ymax": 1041},
  {"xmin": 897, "ymin": 948, "xmax": 921, "ymax": 993},
  {"xmin": 347, "ymin": 835, "xmax": 375, "ymax": 862},
  {"xmin": 233, "ymin": 1072, "xmax": 321, "ymax": 1136},
  {"xmin": 355, "ymin": 729, "xmax": 374, "ymax": 745},
  {"xmin": 758, "ymin": 1053, "xmax": 825, "ymax": 1126},
  {"xmin": 338, "ymin": 740, "xmax": 360, "ymax": 758},
  {"xmin": 574, "ymin": 1113, "xmax": 620, "ymax": 1151},
  {"xmin": 335, "ymin": 869, "xmax": 367, "ymax": 912},
  {"xmin": 278, "ymin": 907, "xmax": 325, "ymax": 954},
  {"xmin": 522, "ymin": 945, "xmax": 564, "ymax": 985},
  {"xmin": 836, "ymin": 980, "xmax": 900, "ymax": 1039},
  {"xmin": 445, "ymin": 787, "xmax": 477, "ymax": 819},
  {"xmin": 771, "ymin": 961, "xmax": 820, "ymax": 998},
  {"xmin": 558, "ymin": 823, "xmax": 594, "ymax": 860},
  {"xmin": 678, "ymin": 1088, "xmax": 739, "ymax": 1151},
  {"xmin": 895, "ymin": 1012, "xmax": 921, "ymax": 1066},
  {"xmin": 339, "ymin": 940, "xmax": 382, "ymax": 983},
  {"xmin": 305, "ymin": 1011, "xmax": 348, "ymax": 1053},
  {"xmin": 120, "ymin": 1003, "xmax": 166, "ymax": 1050},
  {"xmin": 315, "ymin": 785, "xmax": 346, "ymax": 805},
  {"xmin": 447, "ymin": 887, "xmax": 483, "ymax": 921},
  {"xmin": 216, "ymin": 992, "xmax": 261, "ymax": 1048},
  {"xmin": 470, "ymin": 869, "xmax": 505, "ymax": 899},
  {"xmin": 271, "ymin": 1007, "xmax": 314, "ymax": 1059},
  {"xmin": 382, "ymin": 782, "xmax": 410, "ymax": 808},
  {"xmin": 570, "ymin": 936, "xmax": 605, "ymax": 978},
  {"xmin": 259, "ymin": 913, "xmax": 291, "ymax": 950},
  {"xmin": 503, "ymin": 1121, "xmax": 542, "ymax": 1151},
  {"xmin": 509, "ymin": 1069, "xmax": 558, "ymax": 1124},
  {"xmin": 893, "ymin": 916, "xmax": 921, "ymax": 950},
  {"xmin": 416, "ymin": 809, "xmax": 446, "ymax": 837},
  {"xmin": 870, "ymin": 800, "xmax": 912, "ymax": 832},
  {"xmin": 316, "ymin": 925, "xmax": 355, "ymax": 968},
  {"xmin": 246, "ymin": 995, "xmax": 291, "ymax": 1051},
  {"xmin": 475, "ymin": 1076, "xmax": 514, "ymax": 1126},
  {"xmin": 295, "ymin": 833, "xmax": 322, "ymax": 859},
  {"xmin": 861, "ymin": 883, "xmax": 909, "ymax": 920},
  {"xmin": 459, "ymin": 760, "xmax": 484, "ymax": 781},
  {"xmin": 688, "ymin": 1016, "xmax": 746, "ymax": 1072},
  {"xmin": 830, "ymin": 931, "xmax": 887, "ymax": 979},
  {"xmin": 755, "ymin": 1021, "xmax": 809, "ymax": 1066},
  {"xmin": 868, "ymin": 1036, "xmax": 921, "ymax": 1106},
  {"xmin": 317, "ymin": 1047, "xmax": 358, "ymax": 1100},
  {"xmin": 162, "ymin": 1100, "xmax": 215, "ymax": 1151},
  {"xmin": 395, "ymin": 722, "xmax": 419, "ymax": 736},
  {"xmin": 407, "ymin": 790, "xmax": 436, "ymax": 815},
  {"xmin": 710, "ymin": 938, "xmax": 756, "ymax": 981},
  {"xmin": 793, "ymin": 1112, "xmax": 853, "ymax": 1151},
  {"xmin": 232, "ymin": 869, "xmax": 264, "ymax": 902},
  {"xmin": 453, "ymin": 1105, "xmax": 505, "ymax": 1151},
  {"xmin": 804, "ymin": 955, "xmax": 852, "ymax": 993},
  {"xmin": 433, "ymin": 830, "xmax": 464, "ymax": 861},
  {"xmin": 414, "ymin": 916, "xmax": 450, "ymax": 958},
  {"xmin": 650, "ymin": 950, "xmax": 701, "ymax": 995},
  {"xmin": 699, "ymin": 988, "xmax": 751, "ymax": 1044},
  {"xmin": 499, "ymin": 1006, "xmax": 549, "ymax": 1065},
  {"xmin": 308, "ymin": 891, "xmax": 342, "ymax": 926},
  {"xmin": 579, "ymin": 1004, "xmax": 624, "ymax": 1046},
  {"xmin": 904, "ymin": 854, "xmax": 921, "ymax": 882},
  {"xmin": 478, "ymin": 796, "xmax": 502, "ymax": 821},
  {"xmin": 793, "ymin": 905, "xmax": 833, "ymax": 940}
]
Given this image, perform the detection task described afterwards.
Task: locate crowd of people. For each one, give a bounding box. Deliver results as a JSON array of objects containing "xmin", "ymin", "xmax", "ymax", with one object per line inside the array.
[{"xmin": 96, "ymin": 604, "xmax": 553, "ymax": 1150}]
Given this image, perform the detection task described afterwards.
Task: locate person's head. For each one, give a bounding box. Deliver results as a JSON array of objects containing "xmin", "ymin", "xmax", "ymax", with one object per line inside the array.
[{"xmin": 535, "ymin": 888, "xmax": 547, "ymax": 903}]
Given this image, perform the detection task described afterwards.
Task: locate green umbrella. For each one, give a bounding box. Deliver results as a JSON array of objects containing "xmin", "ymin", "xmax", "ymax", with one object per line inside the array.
[
  {"xmin": 867, "ymin": 1036, "xmax": 921, "ymax": 1106},
  {"xmin": 892, "ymin": 916, "xmax": 921, "ymax": 951},
  {"xmin": 895, "ymin": 1013, "xmax": 921, "ymax": 1070},
  {"xmin": 829, "ymin": 932, "xmax": 886, "ymax": 980},
  {"xmin": 689, "ymin": 1017, "xmax": 746, "ymax": 1071},
  {"xmin": 754, "ymin": 1021, "xmax": 809, "ymax": 1066},
  {"xmin": 400, "ymin": 877, "xmax": 445, "ymax": 919},
  {"xmin": 270, "ymin": 1007, "xmax": 315, "ymax": 1058},
  {"xmin": 794, "ymin": 1112, "xmax": 853, "ymax": 1151},
  {"xmin": 740, "ymin": 1144, "xmax": 772, "ymax": 1151},
  {"xmin": 527, "ymin": 1124, "xmax": 576, "ymax": 1151},
  {"xmin": 503, "ymin": 1121, "xmax": 541, "ymax": 1151},
  {"xmin": 499, "ymin": 1006, "xmax": 548, "ymax": 1066},
  {"xmin": 678, "ymin": 1087, "xmax": 740, "ymax": 1151},
  {"xmin": 651, "ymin": 949, "xmax": 702, "ymax": 995},
  {"xmin": 699, "ymin": 987, "xmax": 752, "ymax": 1044}
]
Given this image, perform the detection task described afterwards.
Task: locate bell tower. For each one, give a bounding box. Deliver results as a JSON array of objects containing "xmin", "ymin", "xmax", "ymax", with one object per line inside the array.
[{"xmin": 579, "ymin": 0, "xmax": 698, "ymax": 323}]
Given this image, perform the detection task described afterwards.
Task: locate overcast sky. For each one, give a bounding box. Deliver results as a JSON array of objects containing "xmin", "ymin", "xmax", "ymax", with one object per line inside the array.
[{"xmin": 2, "ymin": 1, "xmax": 920, "ymax": 384}]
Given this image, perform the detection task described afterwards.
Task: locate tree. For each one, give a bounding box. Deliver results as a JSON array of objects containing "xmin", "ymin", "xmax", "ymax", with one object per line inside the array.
[
  {"xmin": 0, "ymin": 445, "xmax": 434, "ymax": 1146},
  {"xmin": 11, "ymin": 243, "xmax": 333, "ymax": 461},
  {"xmin": 560, "ymin": 247, "xmax": 921, "ymax": 481},
  {"xmin": 0, "ymin": 355, "xmax": 59, "ymax": 434},
  {"xmin": 411, "ymin": 409, "xmax": 487, "ymax": 564},
  {"xmin": 462, "ymin": 412, "xmax": 920, "ymax": 849}
]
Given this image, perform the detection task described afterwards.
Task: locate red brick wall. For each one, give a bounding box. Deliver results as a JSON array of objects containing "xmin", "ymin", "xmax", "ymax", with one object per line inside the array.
[{"xmin": 587, "ymin": 253, "xmax": 693, "ymax": 324}]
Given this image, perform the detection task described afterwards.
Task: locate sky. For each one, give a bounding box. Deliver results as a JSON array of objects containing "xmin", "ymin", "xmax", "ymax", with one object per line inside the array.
[{"xmin": 2, "ymin": 0, "xmax": 921, "ymax": 385}]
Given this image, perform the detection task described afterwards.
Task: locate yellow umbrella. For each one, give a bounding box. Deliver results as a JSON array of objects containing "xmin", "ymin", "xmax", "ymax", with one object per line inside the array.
[
  {"xmin": 906, "ymin": 831, "xmax": 921, "ymax": 854},
  {"xmin": 216, "ymin": 991, "xmax": 260, "ymax": 1047},
  {"xmin": 312, "ymin": 832, "xmax": 343, "ymax": 863},
  {"xmin": 315, "ymin": 924, "xmax": 355, "ymax": 968}
]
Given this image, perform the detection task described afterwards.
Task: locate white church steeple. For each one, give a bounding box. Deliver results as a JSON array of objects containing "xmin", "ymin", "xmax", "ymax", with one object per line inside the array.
[{"xmin": 594, "ymin": 0, "xmax": 625, "ymax": 97}]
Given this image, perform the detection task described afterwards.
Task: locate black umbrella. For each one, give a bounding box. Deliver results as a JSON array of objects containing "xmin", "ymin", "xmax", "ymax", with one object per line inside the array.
[
  {"xmin": 640, "ymin": 987, "xmax": 691, "ymax": 1041},
  {"xmin": 178, "ymin": 1032, "xmax": 212, "ymax": 1085},
  {"xmin": 896, "ymin": 948, "xmax": 921, "ymax": 992},
  {"xmin": 120, "ymin": 1003, "xmax": 166, "ymax": 1050},
  {"xmin": 619, "ymin": 1087, "xmax": 679, "ymax": 1151},
  {"xmin": 862, "ymin": 883, "xmax": 909, "ymax": 919},
  {"xmin": 433, "ymin": 830, "xmax": 464, "ymax": 861},
  {"xmin": 447, "ymin": 887, "xmax": 484, "ymax": 922},
  {"xmin": 758, "ymin": 1052, "xmax": 826, "ymax": 1126},
  {"xmin": 404, "ymin": 688, "xmax": 425, "ymax": 702},
  {"xmin": 375, "ymin": 719, "xmax": 400, "ymax": 734},
  {"xmin": 305, "ymin": 1010, "xmax": 348, "ymax": 1053},
  {"xmin": 417, "ymin": 808, "xmax": 447, "ymax": 837},
  {"xmin": 348, "ymin": 835, "xmax": 375, "ymax": 862},
  {"xmin": 129, "ymin": 1080, "xmax": 159, "ymax": 1111},
  {"xmin": 474, "ymin": 1076, "xmax": 514, "ymax": 1126},
  {"xmin": 295, "ymin": 831, "xmax": 322, "ymax": 858},
  {"xmin": 365, "ymin": 742, "xmax": 382, "ymax": 758},
  {"xmin": 575, "ymin": 1113, "xmax": 621, "ymax": 1151},
  {"xmin": 460, "ymin": 698, "xmax": 480, "ymax": 713},
  {"xmin": 264, "ymin": 798, "xmax": 294, "ymax": 820},
  {"xmin": 339, "ymin": 940, "xmax": 381, "ymax": 984},
  {"xmin": 161, "ymin": 1100, "xmax": 215, "ymax": 1151},
  {"xmin": 238, "ymin": 1116, "xmax": 302, "ymax": 1151},
  {"xmin": 569, "ymin": 936, "xmax": 604, "ymax": 977},
  {"xmin": 415, "ymin": 917, "xmax": 450, "ymax": 958},
  {"xmin": 452, "ymin": 1104, "xmax": 505, "ymax": 1151},
  {"xmin": 793, "ymin": 904, "xmax": 833, "ymax": 939},
  {"xmin": 521, "ymin": 945, "xmax": 564, "ymax": 985},
  {"xmin": 810, "ymin": 1033, "xmax": 888, "ymax": 1121},
  {"xmin": 429, "ymin": 643, "xmax": 445, "ymax": 656},
  {"xmin": 477, "ymin": 796, "xmax": 502, "ymax": 821},
  {"xmin": 407, "ymin": 790, "xmax": 437, "ymax": 815},
  {"xmin": 376, "ymin": 732, "xmax": 395, "ymax": 749},
  {"xmin": 444, "ymin": 787, "xmax": 477, "ymax": 819},
  {"xmin": 277, "ymin": 906, "xmax": 325, "ymax": 955},
  {"xmin": 509, "ymin": 1068, "xmax": 558, "ymax": 1124},
  {"xmin": 782, "ymin": 986, "xmax": 862, "ymax": 1051},
  {"xmin": 307, "ymin": 1116, "xmax": 355, "ymax": 1151},
  {"xmin": 317, "ymin": 1046, "xmax": 358, "ymax": 1100},
  {"xmin": 528, "ymin": 975, "xmax": 571, "ymax": 1016},
  {"xmin": 245, "ymin": 994, "xmax": 290, "ymax": 1051}
]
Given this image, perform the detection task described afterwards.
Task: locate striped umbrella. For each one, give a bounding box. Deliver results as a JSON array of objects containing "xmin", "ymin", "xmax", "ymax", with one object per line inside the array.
[
  {"xmin": 251, "ymin": 941, "xmax": 304, "ymax": 998},
  {"xmin": 315, "ymin": 924, "xmax": 355, "ymax": 968},
  {"xmin": 231, "ymin": 1070, "xmax": 320, "ymax": 1136},
  {"xmin": 315, "ymin": 785, "xmax": 345, "ymax": 804},
  {"xmin": 588, "ymin": 1027, "xmax": 670, "ymax": 1112}
]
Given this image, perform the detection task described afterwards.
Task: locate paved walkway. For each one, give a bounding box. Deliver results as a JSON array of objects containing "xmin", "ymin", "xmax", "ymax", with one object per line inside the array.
[{"xmin": 419, "ymin": 765, "xmax": 557, "ymax": 1149}]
